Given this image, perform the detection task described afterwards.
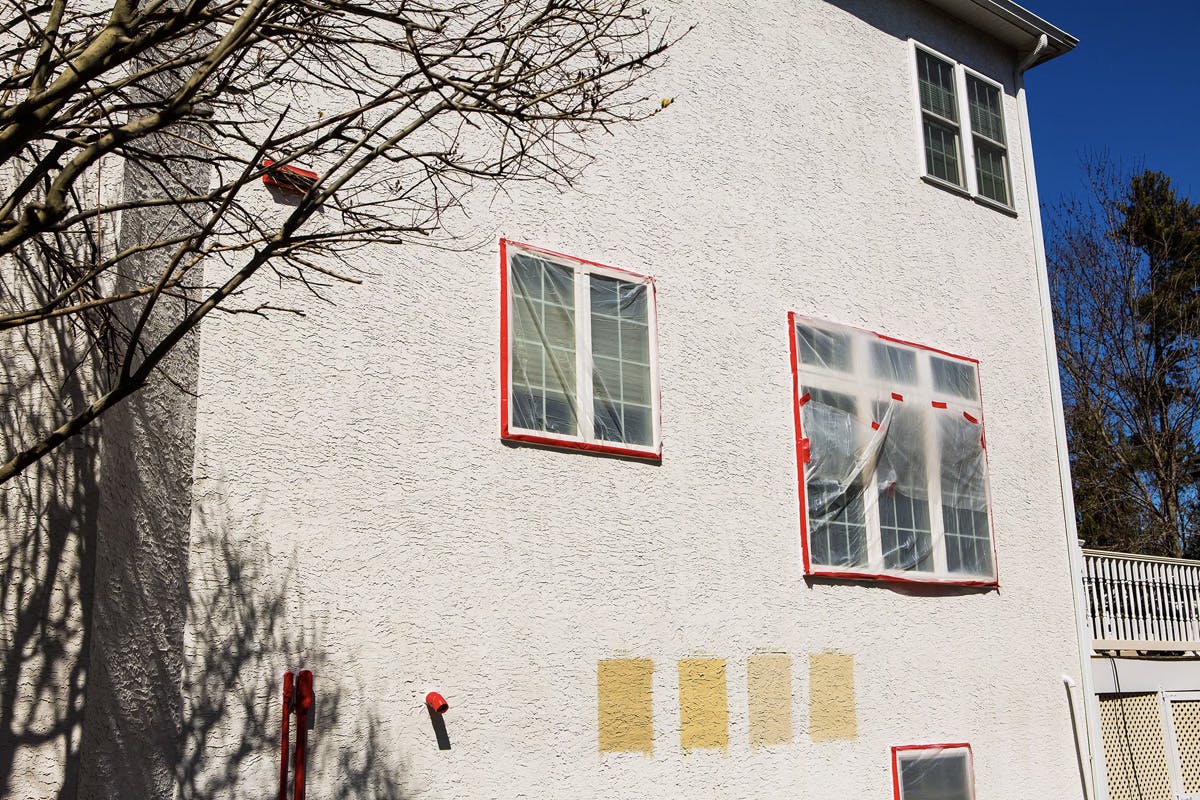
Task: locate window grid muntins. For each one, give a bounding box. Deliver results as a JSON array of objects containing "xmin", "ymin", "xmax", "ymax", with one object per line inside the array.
[
  {"xmin": 917, "ymin": 49, "xmax": 963, "ymax": 187},
  {"xmin": 590, "ymin": 275, "xmax": 653, "ymax": 446},
  {"xmin": 803, "ymin": 388, "xmax": 869, "ymax": 568},
  {"xmin": 510, "ymin": 255, "xmax": 579, "ymax": 436},
  {"xmin": 505, "ymin": 243, "xmax": 659, "ymax": 455},
  {"xmin": 795, "ymin": 318, "xmax": 994, "ymax": 582}
]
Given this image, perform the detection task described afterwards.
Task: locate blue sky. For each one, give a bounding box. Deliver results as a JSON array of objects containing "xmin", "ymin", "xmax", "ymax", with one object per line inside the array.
[{"xmin": 1023, "ymin": 0, "xmax": 1200, "ymax": 209}]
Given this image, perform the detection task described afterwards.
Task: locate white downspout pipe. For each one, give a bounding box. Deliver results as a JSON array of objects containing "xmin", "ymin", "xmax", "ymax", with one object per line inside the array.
[{"xmin": 1015, "ymin": 33, "xmax": 1109, "ymax": 800}]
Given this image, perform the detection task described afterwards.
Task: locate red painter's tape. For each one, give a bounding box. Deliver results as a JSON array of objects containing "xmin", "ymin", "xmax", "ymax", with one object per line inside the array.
[
  {"xmin": 799, "ymin": 438, "xmax": 811, "ymax": 464},
  {"xmin": 931, "ymin": 401, "xmax": 948, "ymax": 409},
  {"xmin": 963, "ymin": 412, "xmax": 979, "ymax": 424},
  {"xmin": 871, "ymin": 421, "xmax": 881, "ymax": 431},
  {"xmin": 798, "ymin": 392, "xmax": 812, "ymax": 407},
  {"xmin": 501, "ymin": 431, "xmax": 662, "ymax": 462},
  {"xmin": 891, "ymin": 392, "xmax": 904, "ymax": 402},
  {"xmin": 808, "ymin": 569, "xmax": 998, "ymax": 588}
]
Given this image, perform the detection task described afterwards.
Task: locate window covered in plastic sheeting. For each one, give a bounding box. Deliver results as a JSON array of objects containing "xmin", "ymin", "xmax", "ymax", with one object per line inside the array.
[
  {"xmin": 891, "ymin": 744, "xmax": 975, "ymax": 800},
  {"xmin": 789, "ymin": 314, "xmax": 996, "ymax": 585},
  {"xmin": 501, "ymin": 240, "xmax": 660, "ymax": 459}
]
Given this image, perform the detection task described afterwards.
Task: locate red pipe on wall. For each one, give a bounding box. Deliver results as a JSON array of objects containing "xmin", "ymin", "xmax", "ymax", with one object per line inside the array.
[
  {"xmin": 278, "ymin": 672, "xmax": 294, "ymax": 800},
  {"xmin": 293, "ymin": 670, "xmax": 315, "ymax": 800}
]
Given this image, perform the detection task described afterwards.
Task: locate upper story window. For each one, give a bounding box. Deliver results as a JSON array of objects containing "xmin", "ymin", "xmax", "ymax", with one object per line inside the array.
[
  {"xmin": 892, "ymin": 744, "xmax": 976, "ymax": 800},
  {"xmin": 788, "ymin": 314, "xmax": 997, "ymax": 586},
  {"xmin": 913, "ymin": 42, "xmax": 1013, "ymax": 211},
  {"xmin": 500, "ymin": 240, "xmax": 661, "ymax": 460}
]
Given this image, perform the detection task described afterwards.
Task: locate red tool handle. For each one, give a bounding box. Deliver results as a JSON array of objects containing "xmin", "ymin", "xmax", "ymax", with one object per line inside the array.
[
  {"xmin": 278, "ymin": 672, "xmax": 294, "ymax": 800},
  {"xmin": 293, "ymin": 670, "xmax": 314, "ymax": 800}
]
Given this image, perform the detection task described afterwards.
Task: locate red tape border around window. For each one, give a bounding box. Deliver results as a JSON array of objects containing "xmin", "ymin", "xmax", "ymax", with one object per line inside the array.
[
  {"xmin": 891, "ymin": 743, "xmax": 974, "ymax": 800},
  {"xmin": 499, "ymin": 239, "xmax": 662, "ymax": 461},
  {"xmin": 789, "ymin": 312, "xmax": 999, "ymax": 588}
]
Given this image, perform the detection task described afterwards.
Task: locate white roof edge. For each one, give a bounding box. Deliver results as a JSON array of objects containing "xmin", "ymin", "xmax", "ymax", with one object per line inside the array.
[{"xmin": 924, "ymin": 0, "xmax": 1078, "ymax": 66}]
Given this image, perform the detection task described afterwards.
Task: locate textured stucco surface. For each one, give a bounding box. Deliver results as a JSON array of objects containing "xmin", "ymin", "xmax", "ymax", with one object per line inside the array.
[{"xmin": 169, "ymin": 0, "xmax": 1088, "ymax": 798}]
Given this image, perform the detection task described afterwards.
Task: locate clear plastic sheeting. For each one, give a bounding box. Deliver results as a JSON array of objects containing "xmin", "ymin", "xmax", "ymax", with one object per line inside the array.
[
  {"xmin": 503, "ymin": 241, "xmax": 660, "ymax": 457},
  {"xmin": 510, "ymin": 252, "xmax": 580, "ymax": 436},
  {"xmin": 590, "ymin": 275, "xmax": 653, "ymax": 446},
  {"xmin": 892, "ymin": 744, "xmax": 975, "ymax": 800},
  {"xmin": 793, "ymin": 315, "xmax": 996, "ymax": 584}
]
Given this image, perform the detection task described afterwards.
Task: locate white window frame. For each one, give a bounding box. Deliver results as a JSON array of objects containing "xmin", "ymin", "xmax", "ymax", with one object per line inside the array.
[
  {"xmin": 891, "ymin": 743, "xmax": 977, "ymax": 800},
  {"xmin": 500, "ymin": 239, "xmax": 662, "ymax": 460},
  {"xmin": 909, "ymin": 40, "xmax": 1015, "ymax": 213},
  {"xmin": 790, "ymin": 314, "xmax": 997, "ymax": 586}
]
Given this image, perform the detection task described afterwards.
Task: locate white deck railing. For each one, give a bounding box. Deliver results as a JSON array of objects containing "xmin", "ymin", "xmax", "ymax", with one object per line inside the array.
[{"xmin": 1083, "ymin": 549, "xmax": 1200, "ymax": 652}]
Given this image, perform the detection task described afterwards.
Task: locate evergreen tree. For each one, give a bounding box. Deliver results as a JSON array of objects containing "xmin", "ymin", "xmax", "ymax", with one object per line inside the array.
[{"xmin": 1048, "ymin": 161, "xmax": 1200, "ymax": 557}]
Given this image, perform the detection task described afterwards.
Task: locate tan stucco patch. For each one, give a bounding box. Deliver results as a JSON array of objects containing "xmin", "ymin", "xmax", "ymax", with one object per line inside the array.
[
  {"xmin": 597, "ymin": 658, "xmax": 654, "ymax": 755},
  {"xmin": 809, "ymin": 652, "xmax": 856, "ymax": 742},
  {"xmin": 678, "ymin": 658, "xmax": 729, "ymax": 752},
  {"xmin": 747, "ymin": 654, "xmax": 793, "ymax": 748}
]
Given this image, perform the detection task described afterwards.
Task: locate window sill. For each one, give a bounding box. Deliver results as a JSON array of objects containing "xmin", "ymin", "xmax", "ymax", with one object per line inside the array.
[
  {"xmin": 921, "ymin": 174, "xmax": 972, "ymax": 199},
  {"xmin": 971, "ymin": 192, "xmax": 1018, "ymax": 217},
  {"xmin": 501, "ymin": 428, "xmax": 662, "ymax": 462},
  {"xmin": 805, "ymin": 566, "xmax": 998, "ymax": 589}
]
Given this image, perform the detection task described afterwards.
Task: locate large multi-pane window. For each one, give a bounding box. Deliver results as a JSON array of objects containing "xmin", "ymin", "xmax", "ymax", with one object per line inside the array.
[
  {"xmin": 913, "ymin": 42, "xmax": 1013, "ymax": 210},
  {"xmin": 502, "ymin": 240, "xmax": 661, "ymax": 458},
  {"xmin": 790, "ymin": 314, "xmax": 996, "ymax": 584},
  {"xmin": 892, "ymin": 744, "xmax": 976, "ymax": 800}
]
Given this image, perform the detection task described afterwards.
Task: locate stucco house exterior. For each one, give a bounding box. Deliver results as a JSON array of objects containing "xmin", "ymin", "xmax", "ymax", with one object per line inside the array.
[{"xmin": 5, "ymin": 1, "xmax": 1117, "ymax": 799}]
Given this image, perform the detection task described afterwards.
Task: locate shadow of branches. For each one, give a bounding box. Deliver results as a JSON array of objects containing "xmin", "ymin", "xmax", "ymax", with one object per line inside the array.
[
  {"xmin": 1, "ymin": 241, "xmax": 101, "ymax": 800},
  {"xmin": 177, "ymin": 498, "xmax": 412, "ymax": 800}
]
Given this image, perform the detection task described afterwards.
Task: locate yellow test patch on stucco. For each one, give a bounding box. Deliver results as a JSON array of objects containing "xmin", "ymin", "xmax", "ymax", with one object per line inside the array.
[
  {"xmin": 808, "ymin": 652, "xmax": 857, "ymax": 742},
  {"xmin": 678, "ymin": 658, "xmax": 729, "ymax": 752},
  {"xmin": 597, "ymin": 659, "xmax": 654, "ymax": 755},
  {"xmin": 747, "ymin": 654, "xmax": 793, "ymax": 748}
]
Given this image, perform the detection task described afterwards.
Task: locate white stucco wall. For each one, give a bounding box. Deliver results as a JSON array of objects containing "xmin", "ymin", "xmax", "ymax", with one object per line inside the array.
[{"xmin": 181, "ymin": 1, "xmax": 1086, "ymax": 798}]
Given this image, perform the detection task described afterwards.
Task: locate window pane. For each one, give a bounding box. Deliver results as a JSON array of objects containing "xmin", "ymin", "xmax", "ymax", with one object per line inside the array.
[
  {"xmin": 590, "ymin": 275, "xmax": 652, "ymax": 446},
  {"xmin": 917, "ymin": 50, "xmax": 957, "ymax": 121},
  {"xmin": 899, "ymin": 751, "xmax": 971, "ymax": 800},
  {"xmin": 876, "ymin": 404, "xmax": 932, "ymax": 572},
  {"xmin": 870, "ymin": 342, "xmax": 918, "ymax": 384},
  {"xmin": 931, "ymin": 357, "xmax": 978, "ymax": 400},
  {"xmin": 974, "ymin": 141, "xmax": 1009, "ymax": 205},
  {"xmin": 923, "ymin": 119, "xmax": 962, "ymax": 186},
  {"xmin": 940, "ymin": 414, "xmax": 992, "ymax": 577},
  {"xmin": 797, "ymin": 324, "xmax": 852, "ymax": 372},
  {"xmin": 509, "ymin": 254, "xmax": 578, "ymax": 436},
  {"xmin": 967, "ymin": 75, "xmax": 1005, "ymax": 144},
  {"xmin": 803, "ymin": 389, "xmax": 868, "ymax": 568}
]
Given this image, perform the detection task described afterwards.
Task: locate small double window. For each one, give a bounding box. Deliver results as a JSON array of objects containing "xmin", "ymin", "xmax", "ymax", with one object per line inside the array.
[
  {"xmin": 501, "ymin": 240, "xmax": 661, "ymax": 459},
  {"xmin": 914, "ymin": 43, "xmax": 1013, "ymax": 209}
]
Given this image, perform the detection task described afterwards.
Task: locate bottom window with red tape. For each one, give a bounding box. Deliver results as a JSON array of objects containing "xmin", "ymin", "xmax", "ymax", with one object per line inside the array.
[{"xmin": 892, "ymin": 743, "xmax": 976, "ymax": 800}]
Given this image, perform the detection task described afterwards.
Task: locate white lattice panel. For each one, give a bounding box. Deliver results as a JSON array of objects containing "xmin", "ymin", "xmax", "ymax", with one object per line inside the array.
[
  {"xmin": 1099, "ymin": 693, "xmax": 1173, "ymax": 800},
  {"xmin": 1171, "ymin": 699, "xmax": 1200, "ymax": 794}
]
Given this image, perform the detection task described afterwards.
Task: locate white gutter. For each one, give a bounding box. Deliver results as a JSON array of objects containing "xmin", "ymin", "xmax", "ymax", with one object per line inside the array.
[
  {"xmin": 1014, "ymin": 33, "xmax": 1109, "ymax": 800},
  {"xmin": 925, "ymin": 0, "xmax": 1077, "ymax": 66}
]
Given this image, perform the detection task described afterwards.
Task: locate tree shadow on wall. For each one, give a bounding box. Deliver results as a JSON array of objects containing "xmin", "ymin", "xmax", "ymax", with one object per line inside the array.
[
  {"xmin": 0, "ymin": 286, "xmax": 101, "ymax": 800},
  {"xmin": 177, "ymin": 499, "xmax": 413, "ymax": 800},
  {"xmin": 0, "ymin": 447, "xmax": 413, "ymax": 799}
]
